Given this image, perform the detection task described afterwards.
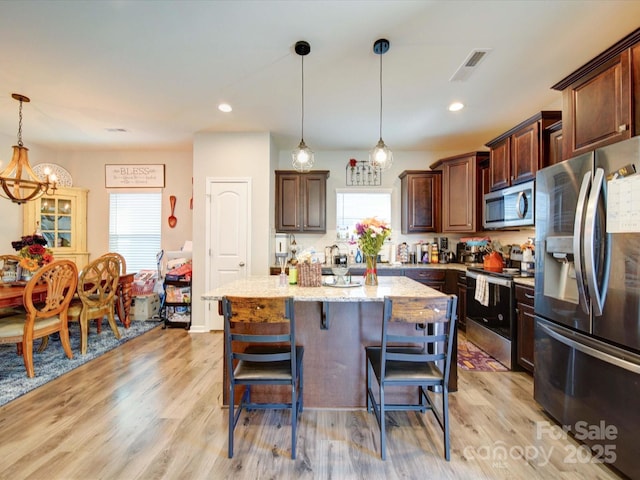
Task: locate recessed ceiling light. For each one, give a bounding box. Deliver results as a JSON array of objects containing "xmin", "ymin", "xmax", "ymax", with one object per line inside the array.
[
  {"xmin": 218, "ymin": 103, "xmax": 232, "ymax": 113},
  {"xmin": 106, "ymin": 128, "xmax": 128, "ymax": 132},
  {"xmin": 448, "ymin": 102, "xmax": 464, "ymax": 112}
]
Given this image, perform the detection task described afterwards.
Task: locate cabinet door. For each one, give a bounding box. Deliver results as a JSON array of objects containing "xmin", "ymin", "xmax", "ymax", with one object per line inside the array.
[
  {"xmin": 548, "ymin": 125, "xmax": 563, "ymax": 165},
  {"xmin": 400, "ymin": 172, "xmax": 441, "ymax": 233},
  {"xmin": 515, "ymin": 285, "xmax": 535, "ymax": 373},
  {"xmin": 456, "ymin": 273, "xmax": 467, "ymax": 331},
  {"xmin": 275, "ymin": 173, "xmax": 301, "ymax": 232},
  {"xmin": 563, "ymin": 51, "xmax": 631, "ymax": 157},
  {"xmin": 511, "ymin": 121, "xmax": 539, "ymax": 184},
  {"xmin": 489, "ymin": 137, "xmax": 510, "ymax": 191},
  {"xmin": 301, "ymin": 174, "xmax": 326, "ymax": 232},
  {"xmin": 442, "ymin": 157, "xmax": 475, "ymax": 232}
]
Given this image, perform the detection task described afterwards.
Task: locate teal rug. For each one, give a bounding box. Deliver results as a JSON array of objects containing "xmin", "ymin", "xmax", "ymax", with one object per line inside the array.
[{"xmin": 0, "ymin": 320, "xmax": 161, "ymax": 407}]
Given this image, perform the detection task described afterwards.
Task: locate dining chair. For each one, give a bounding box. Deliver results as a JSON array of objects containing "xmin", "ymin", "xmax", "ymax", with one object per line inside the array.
[
  {"xmin": 0, "ymin": 260, "xmax": 78, "ymax": 378},
  {"xmin": 222, "ymin": 295, "xmax": 304, "ymax": 459},
  {"xmin": 95, "ymin": 252, "xmax": 127, "ymax": 331},
  {"xmin": 67, "ymin": 255, "xmax": 121, "ymax": 354},
  {"xmin": 365, "ymin": 294, "xmax": 457, "ymax": 461}
]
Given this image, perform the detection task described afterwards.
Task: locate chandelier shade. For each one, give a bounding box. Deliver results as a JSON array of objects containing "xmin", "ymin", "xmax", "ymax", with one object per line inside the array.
[
  {"xmin": 368, "ymin": 38, "xmax": 393, "ymax": 171},
  {"xmin": 292, "ymin": 40, "xmax": 314, "ymax": 172},
  {"xmin": 0, "ymin": 94, "xmax": 57, "ymax": 204}
]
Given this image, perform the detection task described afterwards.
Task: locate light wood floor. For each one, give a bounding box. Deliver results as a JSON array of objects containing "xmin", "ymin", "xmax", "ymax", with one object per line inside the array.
[{"xmin": 0, "ymin": 325, "xmax": 623, "ymax": 480}]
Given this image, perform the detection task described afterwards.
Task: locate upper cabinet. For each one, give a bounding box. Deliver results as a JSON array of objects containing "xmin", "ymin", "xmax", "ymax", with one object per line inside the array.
[
  {"xmin": 551, "ymin": 28, "xmax": 640, "ymax": 159},
  {"xmin": 546, "ymin": 120, "xmax": 563, "ymax": 166},
  {"xmin": 275, "ymin": 170, "xmax": 330, "ymax": 233},
  {"xmin": 22, "ymin": 186, "xmax": 89, "ymax": 268},
  {"xmin": 486, "ymin": 111, "xmax": 561, "ymax": 191},
  {"xmin": 430, "ymin": 152, "xmax": 489, "ymax": 233},
  {"xmin": 398, "ymin": 170, "xmax": 441, "ymax": 234}
]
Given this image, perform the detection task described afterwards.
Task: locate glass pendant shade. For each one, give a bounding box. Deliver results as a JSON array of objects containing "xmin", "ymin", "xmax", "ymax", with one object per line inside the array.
[
  {"xmin": 292, "ymin": 139, "xmax": 314, "ymax": 172},
  {"xmin": 369, "ymin": 138, "xmax": 393, "ymax": 170}
]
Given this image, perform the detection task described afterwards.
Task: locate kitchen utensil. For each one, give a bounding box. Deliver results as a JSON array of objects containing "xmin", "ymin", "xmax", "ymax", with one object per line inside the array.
[
  {"xmin": 483, "ymin": 251, "xmax": 504, "ymax": 272},
  {"xmin": 168, "ymin": 195, "xmax": 177, "ymax": 228}
]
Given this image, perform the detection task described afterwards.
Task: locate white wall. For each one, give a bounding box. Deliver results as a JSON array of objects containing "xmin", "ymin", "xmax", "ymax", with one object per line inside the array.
[{"xmin": 192, "ymin": 132, "xmax": 273, "ymax": 332}]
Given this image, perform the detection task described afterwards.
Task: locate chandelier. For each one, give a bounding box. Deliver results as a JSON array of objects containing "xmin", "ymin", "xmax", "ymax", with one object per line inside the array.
[{"xmin": 0, "ymin": 94, "xmax": 57, "ymax": 204}]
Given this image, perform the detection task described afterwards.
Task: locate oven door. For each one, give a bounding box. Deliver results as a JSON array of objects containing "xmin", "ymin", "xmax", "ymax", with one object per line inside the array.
[{"xmin": 466, "ymin": 271, "xmax": 514, "ymax": 340}]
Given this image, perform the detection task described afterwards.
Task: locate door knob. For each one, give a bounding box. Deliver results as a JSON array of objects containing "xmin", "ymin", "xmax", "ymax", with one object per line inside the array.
[{"xmin": 239, "ymin": 262, "xmax": 245, "ymax": 267}]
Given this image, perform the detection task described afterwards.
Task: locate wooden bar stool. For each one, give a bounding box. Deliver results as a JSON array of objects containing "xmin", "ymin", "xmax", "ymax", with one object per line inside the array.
[{"xmin": 222, "ymin": 295, "xmax": 303, "ymax": 459}]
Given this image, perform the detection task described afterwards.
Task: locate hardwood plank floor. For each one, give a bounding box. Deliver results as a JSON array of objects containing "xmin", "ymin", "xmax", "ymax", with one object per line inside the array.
[{"xmin": 0, "ymin": 326, "xmax": 623, "ymax": 479}]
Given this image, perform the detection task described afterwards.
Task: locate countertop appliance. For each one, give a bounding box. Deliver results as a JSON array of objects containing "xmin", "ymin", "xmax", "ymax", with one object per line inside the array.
[
  {"xmin": 534, "ymin": 136, "xmax": 640, "ymax": 479},
  {"xmin": 483, "ymin": 180, "xmax": 535, "ymax": 230},
  {"xmin": 465, "ymin": 266, "xmax": 532, "ymax": 369}
]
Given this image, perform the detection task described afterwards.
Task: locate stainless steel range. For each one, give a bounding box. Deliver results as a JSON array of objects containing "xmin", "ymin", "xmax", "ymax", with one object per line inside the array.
[{"xmin": 465, "ymin": 267, "xmax": 533, "ymax": 369}]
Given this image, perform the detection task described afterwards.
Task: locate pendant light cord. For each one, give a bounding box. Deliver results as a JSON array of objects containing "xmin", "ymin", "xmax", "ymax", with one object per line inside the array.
[
  {"xmin": 17, "ymin": 98, "xmax": 24, "ymax": 147},
  {"xmin": 301, "ymin": 53, "xmax": 305, "ymax": 141},
  {"xmin": 378, "ymin": 50, "xmax": 383, "ymax": 141}
]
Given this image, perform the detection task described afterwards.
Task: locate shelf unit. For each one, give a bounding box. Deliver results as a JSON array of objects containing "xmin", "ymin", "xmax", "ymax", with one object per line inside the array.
[{"xmin": 161, "ymin": 278, "xmax": 191, "ymax": 329}]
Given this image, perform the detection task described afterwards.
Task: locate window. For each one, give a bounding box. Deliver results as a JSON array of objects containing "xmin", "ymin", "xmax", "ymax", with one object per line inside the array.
[
  {"xmin": 336, "ymin": 189, "xmax": 391, "ymax": 239},
  {"xmin": 109, "ymin": 193, "xmax": 161, "ymax": 271}
]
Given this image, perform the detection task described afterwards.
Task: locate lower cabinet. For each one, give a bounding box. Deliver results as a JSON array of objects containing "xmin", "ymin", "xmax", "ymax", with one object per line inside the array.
[
  {"xmin": 456, "ymin": 271, "xmax": 467, "ymax": 332},
  {"xmin": 515, "ymin": 284, "xmax": 535, "ymax": 373},
  {"xmin": 404, "ymin": 268, "xmax": 446, "ymax": 291}
]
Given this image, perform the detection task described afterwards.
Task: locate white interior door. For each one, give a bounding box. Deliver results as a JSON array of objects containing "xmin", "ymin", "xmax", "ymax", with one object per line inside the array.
[{"xmin": 205, "ymin": 178, "xmax": 250, "ymax": 330}]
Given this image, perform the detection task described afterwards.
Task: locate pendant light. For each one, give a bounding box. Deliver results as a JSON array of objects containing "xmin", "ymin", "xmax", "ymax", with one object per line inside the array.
[
  {"xmin": 369, "ymin": 38, "xmax": 393, "ymax": 171},
  {"xmin": 0, "ymin": 94, "xmax": 57, "ymax": 204},
  {"xmin": 292, "ymin": 40, "xmax": 314, "ymax": 172}
]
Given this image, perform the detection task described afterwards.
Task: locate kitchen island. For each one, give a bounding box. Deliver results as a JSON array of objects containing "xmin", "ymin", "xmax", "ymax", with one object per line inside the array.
[{"xmin": 202, "ymin": 275, "xmax": 454, "ymax": 408}]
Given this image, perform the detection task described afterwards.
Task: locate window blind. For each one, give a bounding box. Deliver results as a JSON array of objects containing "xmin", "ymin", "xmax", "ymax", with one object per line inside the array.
[{"xmin": 109, "ymin": 193, "xmax": 162, "ymax": 272}]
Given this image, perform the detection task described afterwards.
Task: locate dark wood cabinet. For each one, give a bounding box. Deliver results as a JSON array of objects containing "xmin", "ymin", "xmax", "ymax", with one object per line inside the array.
[
  {"xmin": 275, "ymin": 170, "xmax": 329, "ymax": 233},
  {"xmin": 404, "ymin": 268, "xmax": 446, "ymax": 291},
  {"xmin": 547, "ymin": 120, "xmax": 563, "ymax": 166},
  {"xmin": 486, "ymin": 111, "xmax": 561, "ymax": 191},
  {"xmin": 430, "ymin": 151, "xmax": 489, "ymax": 233},
  {"xmin": 552, "ymin": 28, "xmax": 640, "ymax": 159},
  {"xmin": 398, "ymin": 170, "xmax": 441, "ymax": 234},
  {"xmin": 456, "ymin": 271, "xmax": 467, "ymax": 332},
  {"xmin": 515, "ymin": 283, "xmax": 535, "ymax": 373}
]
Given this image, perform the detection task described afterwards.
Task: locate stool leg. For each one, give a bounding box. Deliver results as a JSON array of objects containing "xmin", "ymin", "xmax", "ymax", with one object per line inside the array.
[{"xmin": 228, "ymin": 384, "xmax": 235, "ymax": 458}]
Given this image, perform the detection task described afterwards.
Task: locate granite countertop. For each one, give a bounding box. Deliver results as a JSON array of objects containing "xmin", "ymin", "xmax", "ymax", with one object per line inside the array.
[
  {"xmin": 202, "ymin": 275, "xmax": 447, "ymax": 303},
  {"xmin": 514, "ymin": 277, "xmax": 535, "ymax": 288}
]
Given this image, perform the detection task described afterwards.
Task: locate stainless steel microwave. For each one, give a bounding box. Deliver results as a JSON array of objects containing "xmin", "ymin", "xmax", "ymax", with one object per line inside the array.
[{"xmin": 483, "ymin": 180, "xmax": 534, "ymax": 229}]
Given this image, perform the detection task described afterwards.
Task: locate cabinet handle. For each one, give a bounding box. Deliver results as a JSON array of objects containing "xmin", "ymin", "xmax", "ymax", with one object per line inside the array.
[
  {"xmin": 524, "ymin": 292, "xmax": 534, "ymax": 299},
  {"xmin": 618, "ymin": 124, "xmax": 628, "ymax": 132}
]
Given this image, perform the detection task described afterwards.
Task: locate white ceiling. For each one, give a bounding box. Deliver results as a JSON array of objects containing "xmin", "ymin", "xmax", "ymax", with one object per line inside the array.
[{"xmin": 0, "ymin": 1, "xmax": 639, "ymax": 154}]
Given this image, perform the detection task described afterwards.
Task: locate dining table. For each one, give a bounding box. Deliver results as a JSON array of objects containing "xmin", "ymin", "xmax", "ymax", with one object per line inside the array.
[{"xmin": 0, "ymin": 273, "xmax": 135, "ymax": 327}]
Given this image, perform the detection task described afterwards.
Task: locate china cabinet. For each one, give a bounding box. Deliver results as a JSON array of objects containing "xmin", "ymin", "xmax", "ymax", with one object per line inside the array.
[{"xmin": 22, "ymin": 186, "xmax": 89, "ymax": 268}]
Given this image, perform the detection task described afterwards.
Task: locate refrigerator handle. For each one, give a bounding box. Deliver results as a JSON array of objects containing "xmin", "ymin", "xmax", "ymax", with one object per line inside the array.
[
  {"xmin": 584, "ymin": 167, "xmax": 610, "ymax": 316},
  {"xmin": 573, "ymin": 171, "xmax": 591, "ymax": 314}
]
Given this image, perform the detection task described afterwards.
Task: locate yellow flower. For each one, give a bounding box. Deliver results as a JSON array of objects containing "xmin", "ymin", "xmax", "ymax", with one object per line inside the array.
[{"xmin": 19, "ymin": 257, "xmax": 40, "ymax": 272}]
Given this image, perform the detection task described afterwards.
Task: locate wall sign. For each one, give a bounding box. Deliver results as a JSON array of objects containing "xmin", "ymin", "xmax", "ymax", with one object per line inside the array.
[{"xmin": 105, "ymin": 164, "xmax": 165, "ymax": 188}]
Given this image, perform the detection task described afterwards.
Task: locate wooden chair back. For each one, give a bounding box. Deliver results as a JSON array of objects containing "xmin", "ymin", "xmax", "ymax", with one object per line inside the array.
[
  {"xmin": 0, "ymin": 260, "xmax": 78, "ymax": 377},
  {"xmin": 77, "ymin": 255, "xmax": 121, "ymax": 308}
]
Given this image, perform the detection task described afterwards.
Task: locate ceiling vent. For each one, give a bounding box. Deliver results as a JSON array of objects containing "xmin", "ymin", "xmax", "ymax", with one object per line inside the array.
[{"xmin": 449, "ymin": 48, "xmax": 492, "ymax": 82}]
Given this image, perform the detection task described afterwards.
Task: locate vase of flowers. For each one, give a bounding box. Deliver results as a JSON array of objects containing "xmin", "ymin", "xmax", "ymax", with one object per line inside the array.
[
  {"xmin": 11, "ymin": 234, "xmax": 54, "ymax": 280},
  {"xmin": 354, "ymin": 217, "xmax": 391, "ymax": 286}
]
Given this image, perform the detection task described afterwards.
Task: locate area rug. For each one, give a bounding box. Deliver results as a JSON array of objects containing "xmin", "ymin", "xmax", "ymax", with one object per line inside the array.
[
  {"xmin": 0, "ymin": 320, "xmax": 161, "ymax": 407},
  {"xmin": 458, "ymin": 336, "xmax": 508, "ymax": 372}
]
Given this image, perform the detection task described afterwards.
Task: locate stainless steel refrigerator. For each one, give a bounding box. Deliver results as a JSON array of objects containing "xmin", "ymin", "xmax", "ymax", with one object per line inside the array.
[{"xmin": 534, "ymin": 135, "xmax": 640, "ymax": 479}]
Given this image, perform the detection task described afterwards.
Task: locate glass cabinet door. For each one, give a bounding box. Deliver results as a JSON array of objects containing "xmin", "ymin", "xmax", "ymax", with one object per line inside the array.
[{"xmin": 40, "ymin": 197, "xmax": 73, "ymax": 249}]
